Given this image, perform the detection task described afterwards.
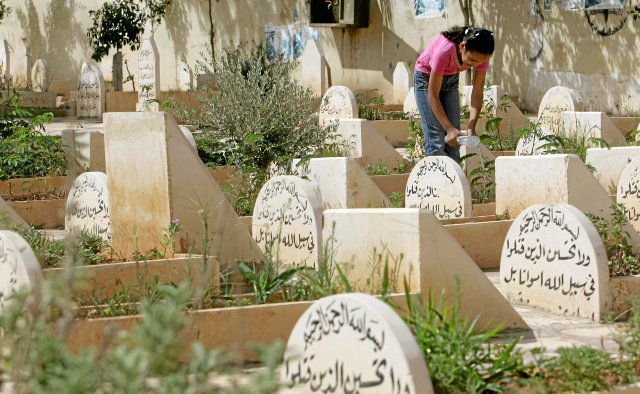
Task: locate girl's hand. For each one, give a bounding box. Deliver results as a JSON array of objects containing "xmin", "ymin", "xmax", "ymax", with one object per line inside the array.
[{"xmin": 445, "ymin": 129, "xmax": 462, "ymax": 147}]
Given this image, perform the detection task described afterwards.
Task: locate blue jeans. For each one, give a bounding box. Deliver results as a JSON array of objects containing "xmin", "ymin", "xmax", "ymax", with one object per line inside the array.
[{"xmin": 414, "ymin": 70, "xmax": 461, "ymax": 164}]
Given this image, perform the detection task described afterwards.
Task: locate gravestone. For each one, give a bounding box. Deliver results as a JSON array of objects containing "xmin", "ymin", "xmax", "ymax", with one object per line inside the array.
[
  {"xmin": 11, "ymin": 39, "xmax": 30, "ymax": 87},
  {"xmin": 0, "ymin": 231, "xmax": 43, "ymax": 311},
  {"xmin": 393, "ymin": 62, "xmax": 411, "ymax": 105},
  {"xmin": 299, "ymin": 39, "xmax": 328, "ymax": 98},
  {"xmin": 31, "ymin": 59, "xmax": 49, "ymax": 92},
  {"xmin": 136, "ymin": 26, "xmax": 160, "ymax": 112},
  {"xmin": 617, "ymin": 156, "xmax": 640, "ymax": 233},
  {"xmin": 77, "ymin": 63, "xmax": 105, "ymax": 120},
  {"xmin": 561, "ymin": 111, "xmax": 627, "ymax": 147},
  {"xmin": 460, "ymin": 85, "xmax": 530, "ymax": 133},
  {"xmin": 405, "ymin": 156, "xmax": 472, "ymax": 219},
  {"xmin": 500, "ymin": 204, "xmax": 610, "ymax": 321},
  {"xmin": 515, "ymin": 127, "xmax": 561, "ymax": 155},
  {"xmin": 61, "ymin": 129, "xmax": 106, "ymax": 179},
  {"xmin": 65, "ymin": 172, "xmax": 111, "ymax": 242},
  {"xmin": 403, "ymin": 87, "xmax": 419, "ymax": 114},
  {"xmin": 537, "ymin": 86, "xmax": 583, "ymax": 132},
  {"xmin": 586, "ymin": 147, "xmax": 640, "ymax": 194},
  {"xmin": 0, "ymin": 39, "xmax": 9, "ymax": 80},
  {"xmin": 292, "ymin": 157, "xmax": 389, "ymax": 209},
  {"xmin": 252, "ymin": 175, "xmax": 323, "ymax": 268},
  {"xmin": 318, "ymin": 86, "xmax": 358, "ymax": 126},
  {"xmin": 333, "ymin": 119, "xmax": 406, "ymax": 169},
  {"xmin": 281, "ymin": 293, "xmax": 433, "ymax": 393}
]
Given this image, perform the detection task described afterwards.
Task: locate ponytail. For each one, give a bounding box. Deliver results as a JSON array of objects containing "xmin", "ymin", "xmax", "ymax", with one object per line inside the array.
[{"xmin": 442, "ymin": 25, "xmax": 495, "ymax": 55}]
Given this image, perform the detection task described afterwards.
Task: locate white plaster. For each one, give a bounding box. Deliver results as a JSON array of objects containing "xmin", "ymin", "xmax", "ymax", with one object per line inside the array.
[{"xmin": 299, "ymin": 40, "xmax": 328, "ymax": 98}]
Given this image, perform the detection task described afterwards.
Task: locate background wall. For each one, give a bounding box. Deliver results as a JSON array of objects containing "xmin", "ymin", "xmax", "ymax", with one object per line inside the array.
[{"xmin": 0, "ymin": 0, "xmax": 638, "ymax": 115}]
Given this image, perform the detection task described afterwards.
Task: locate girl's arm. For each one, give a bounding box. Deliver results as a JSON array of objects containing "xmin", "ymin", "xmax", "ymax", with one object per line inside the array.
[
  {"xmin": 427, "ymin": 72, "xmax": 461, "ymax": 147},
  {"xmin": 467, "ymin": 69, "xmax": 487, "ymax": 136}
]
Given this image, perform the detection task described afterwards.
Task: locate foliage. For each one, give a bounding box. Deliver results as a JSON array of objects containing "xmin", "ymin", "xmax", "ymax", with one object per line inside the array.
[
  {"xmin": 87, "ymin": 0, "xmax": 171, "ymax": 62},
  {"xmin": 355, "ymin": 89, "xmax": 385, "ymax": 120},
  {"xmin": 0, "ymin": 0, "xmax": 10, "ymax": 23},
  {"xmin": 465, "ymin": 154, "xmax": 495, "ymax": 204},
  {"xmin": 402, "ymin": 285, "xmax": 527, "ymax": 393},
  {"xmin": 366, "ymin": 159, "xmax": 392, "ymax": 176},
  {"xmin": 0, "ymin": 98, "xmax": 66, "ymax": 180},
  {"xmin": 405, "ymin": 111, "xmax": 425, "ymax": 162},
  {"xmin": 387, "ymin": 191, "xmax": 404, "ymax": 208},
  {"xmin": 586, "ymin": 203, "xmax": 640, "ymax": 277}
]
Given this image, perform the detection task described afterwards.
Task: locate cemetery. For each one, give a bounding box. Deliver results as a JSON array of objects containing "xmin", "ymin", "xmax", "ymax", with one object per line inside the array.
[{"xmin": 1, "ymin": 0, "xmax": 640, "ymax": 392}]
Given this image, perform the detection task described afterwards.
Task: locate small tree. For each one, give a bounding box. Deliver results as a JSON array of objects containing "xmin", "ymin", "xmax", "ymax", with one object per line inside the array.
[{"xmin": 86, "ymin": 0, "xmax": 171, "ymax": 91}]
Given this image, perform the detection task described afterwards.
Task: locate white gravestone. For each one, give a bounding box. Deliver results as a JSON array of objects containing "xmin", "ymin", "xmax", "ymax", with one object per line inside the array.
[
  {"xmin": 252, "ymin": 176, "xmax": 323, "ymax": 268},
  {"xmin": 136, "ymin": 27, "xmax": 160, "ymax": 112},
  {"xmin": 617, "ymin": 156, "xmax": 640, "ymax": 233},
  {"xmin": 0, "ymin": 39, "xmax": 9, "ymax": 80},
  {"xmin": 0, "ymin": 231, "xmax": 43, "ymax": 311},
  {"xmin": 31, "ymin": 59, "xmax": 49, "ymax": 93},
  {"xmin": 515, "ymin": 127, "xmax": 562, "ymax": 155},
  {"xmin": 300, "ymin": 39, "xmax": 328, "ymax": 98},
  {"xmin": 281, "ymin": 293, "xmax": 433, "ymax": 393},
  {"xmin": 11, "ymin": 39, "xmax": 30, "ymax": 87},
  {"xmin": 405, "ymin": 156, "xmax": 472, "ymax": 219},
  {"xmin": 403, "ymin": 87, "xmax": 419, "ymax": 115},
  {"xmin": 77, "ymin": 63, "xmax": 105, "ymax": 120},
  {"xmin": 65, "ymin": 172, "xmax": 111, "ymax": 243},
  {"xmin": 393, "ymin": 62, "xmax": 411, "ymax": 105},
  {"xmin": 537, "ymin": 86, "xmax": 583, "ymax": 132},
  {"xmin": 500, "ymin": 204, "xmax": 610, "ymax": 321},
  {"xmin": 318, "ymin": 85, "xmax": 358, "ymax": 126}
]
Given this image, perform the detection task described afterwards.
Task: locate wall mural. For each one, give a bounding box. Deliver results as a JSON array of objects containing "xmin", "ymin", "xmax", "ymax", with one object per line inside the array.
[
  {"xmin": 265, "ymin": 1, "xmax": 319, "ymax": 61},
  {"xmin": 414, "ymin": 0, "xmax": 446, "ymax": 18}
]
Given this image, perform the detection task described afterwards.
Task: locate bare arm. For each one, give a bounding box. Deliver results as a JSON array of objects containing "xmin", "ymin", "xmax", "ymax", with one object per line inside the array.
[
  {"xmin": 467, "ymin": 70, "xmax": 487, "ymax": 136},
  {"xmin": 427, "ymin": 72, "xmax": 461, "ymax": 147}
]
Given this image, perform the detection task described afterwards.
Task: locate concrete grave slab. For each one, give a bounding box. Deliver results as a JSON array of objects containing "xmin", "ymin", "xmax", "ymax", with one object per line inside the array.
[
  {"xmin": 393, "ymin": 62, "xmax": 411, "ymax": 105},
  {"xmin": 405, "ymin": 156, "xmax": 472, "ymax": 219},
  {"xmin": 77, "ymin": 63, "xmax": 105, "ymax": 120},
  {"xmin": 282, "ymin": 293, "xmax": 433, "ymax": 393},
  {"xmin": 318, "ymin": 86, "xmax": 358, "ymax": 126},
  {"xmin": 460, "ymin": 142, "xmax": 496, "ymax": 184},
  {"xmin": 252, "ymin": 176, "xmax": 323, "ymax": 268},
  {"xmin": 323, "ymin": 208, "xmax": 528, "ymax": 330},
  {"xmin": 293, "ymin": 157, "xmax": 389, "ymax": 209},
  {"xmin": 617, "ymin": 156, "xmax": 640, "ymax": 234},
  {"xmin": 561, "ymin": 111, "xmax": 627, "ymax": 147},
  {"xmin": 500, "ymin": 204, "xmax": 611, "ymax": 321},
  {"xmin": 31, "ymin": 59, "xmax": 49, "ymax": 92},
  {"xmin": 537, "ymin": 86, "xmax": 583, "ymax": 132},
  {"xmin": 334, "ymin": 118, "xmax": 405, "ymax": 169},
  {"xmin": 586, "ymin": 147, "xmax": 640, "ymax": 194},
  {"xmin": 104, "ymin": 112, "xmax": 262, "ymax": 265},
  {"xmin": 136, "ymin": 28, "xmax": 160, "ymax": 112},
  {"xmin": 403, "ymin": 87, "xmax": 418, "ymax": 114},
  {"xmin": 65, "ymin": 172, "xmax": 111, "ymax": 242},
  {"xmin": 461, "ymin": 85, "xmax": 530, "ymax": 133},
  {"xmin": 0, "ymin": 231, "xmax": 43, "ymax": 311},
  {"xmin": 299, "ymin": 40, "xmax": 328, "ymax": 98},
  {"xmin": 62, "ymin": 129, "xmax": 106, "ymax": 180},
  {"xmin": 516, "ymin": 127, "xmax": 562, "ymax": 156}
]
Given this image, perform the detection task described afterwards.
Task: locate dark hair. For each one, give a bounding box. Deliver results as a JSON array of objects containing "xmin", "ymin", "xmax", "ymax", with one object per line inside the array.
[{"xmin": 442, "ymin": 26, "xmax": 494, "ymax": 55}]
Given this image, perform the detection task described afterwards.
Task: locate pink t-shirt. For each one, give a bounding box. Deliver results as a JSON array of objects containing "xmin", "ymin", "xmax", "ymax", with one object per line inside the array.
[{"xmin": 415, "ymin": 34, "xmax": 489, "ymax": 76}]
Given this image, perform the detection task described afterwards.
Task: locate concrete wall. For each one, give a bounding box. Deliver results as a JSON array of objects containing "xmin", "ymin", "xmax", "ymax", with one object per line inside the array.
[{"xmin": 1, "ymin": 0, "xmax": 639, "ymax": 115}]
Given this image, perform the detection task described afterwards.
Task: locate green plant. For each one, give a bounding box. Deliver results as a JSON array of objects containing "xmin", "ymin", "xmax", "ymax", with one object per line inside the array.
[
  {"xmin": 406, "ymin": 111, "xmax": 425, "ymax": 162},
  {"xmin": 387, "ymin": 191, "xmax": 403, "ymax": 208},
  {"xmin": 586, "ymin": 203, "xmax": 640, "ymax": 277},
  {"xmin": 402, "ymin": 283, "xmax": 527, "ymax": 393},
  {"xmin": 366, "ymin": 159, "xmax": 392, "ymax": 175},
  {"xmin": 355, "ymin": 89, "xmax": 385, "ymax": 120}
]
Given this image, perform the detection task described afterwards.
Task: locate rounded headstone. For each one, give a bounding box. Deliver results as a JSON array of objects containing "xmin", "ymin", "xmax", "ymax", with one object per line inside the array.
[
  {"xmin": 77, "ymin": 62, "xmax": 105, "ymax": 119},
  {"xmin": 405, "ymin": 156, "xmax": 472, "ymax": 219},
  {"xmin": 65, "ymin": 172, "xmax": 111, "ymax": 242},
  {"xmin": 318, "ymin": 85, "xmax": 358, "ymax": 126},
  {"xmin": 515, "ymin": 127, "xmax": 562, "ymax": 155},
  {"xmin": 252, "ymin": 175, "xmax": 323, "ymax": 268},
  {"xmin": 281, "ymin": 293, "xmax": 433, "ymax": 393},
  {"xmin": 0, "ymin": 230, "xmax": 43, "ymax": 310},
  {"xmin": 500, "ymin": 204, "xmax": 610, "ymax": 320},
  {"xmin": 617, "ymin": 156, "xmax": 640, "ymax": 233},
  {"xmin": 31, "ymin": 58, "xmax": 49, "ymax": 92},
  {"xmin": 537, "ymin": 86, "xmax": 583, "ymax": 132}
]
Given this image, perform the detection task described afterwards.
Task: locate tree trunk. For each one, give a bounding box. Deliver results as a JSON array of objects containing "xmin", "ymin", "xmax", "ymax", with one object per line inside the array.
[{"xmin": 113, "ymin": 51, "xmax": 123, "ymax": 92}]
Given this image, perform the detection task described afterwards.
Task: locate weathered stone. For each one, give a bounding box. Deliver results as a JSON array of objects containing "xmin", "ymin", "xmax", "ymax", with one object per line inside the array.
[
  {"xmin": 0, "ymin": 231, "xmax": 43, "ymax": 311},
  {"xmin": 403, "ymin": 87, "xmax": 418, "ymax": 114},
  {"xmin": 561, "ymin": 111, "xmax": 627, "ymax": 147},
  {"xmin": 318, "ymin": 86, "xmax": 358, "ymax": 126},
  {"xmin": 392, "ymin": 62, "xmax": 411, "ymax": 105},
  {"xmin": 586, "ymin": 147, "xmax": 640, "ymax": 193},
  {"xmin": 617, "ymin": 156, "xmax": 640, "ymax": 234},
  {"xmin": 136, "ymin": 28, "xmax": 160, "ymax": 112},
  {"xmin": 537, "ymin": 86, "xmax": 583, "ymax": 132},
  {"xmin": 333, "ymin": 119, "xmax": 405, "ymax": 169},
  {"xmin": 77, "ymin": 63, "xmax": 105, "ymax": 120},
  {"xmin": 299, "ymin": 40, "xmax": 328, "ymax": 98},
  {"xmin": 65, "ymin": 172, "xmax": 111, "ymax": 243}
]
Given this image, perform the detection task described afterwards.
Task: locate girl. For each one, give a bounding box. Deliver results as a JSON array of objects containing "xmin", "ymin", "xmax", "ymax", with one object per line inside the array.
[{"xmin": 414, "ymin": 26, "xmax": 495, "ymax": 163}]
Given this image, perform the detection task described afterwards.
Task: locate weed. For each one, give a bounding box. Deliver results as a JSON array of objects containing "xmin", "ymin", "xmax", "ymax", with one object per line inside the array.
[
  {"xmin": 405, "ymin": 111, "xmax": 425, "ymax": 162},
  {"xmin": 355, "ymin": 89, "xmax": 385, "ymax": 120},
  {"xmin": 387, "ymin": 191, "xmax": 404, "ymax": 208},
  {"xmin": 366, "ymin": 159, "xmax": 392, "ymax": 176}
]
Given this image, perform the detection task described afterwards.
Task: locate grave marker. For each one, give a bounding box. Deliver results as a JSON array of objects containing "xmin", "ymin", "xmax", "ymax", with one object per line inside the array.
[
  {"xmin": 515, "ymin": 127, "xmax": 561, "ymax": 155},
  {"xmin": 77, "ymin": 63, "xmax": 105, "ymax": 120},
  {"xmin": 403, "ymin": 87, "xmax": 418, "ymax": 114},
  {"xmin": 299, "ymin": 39, "xmax": 328, "ymax": 98},
  {"xmin": 500, "ymin": 204, "xmax": 610, "ymax": 320},
  {"xmin": 31, "ymin": 59, "xmax": 49, "ymax": 92},
  {"xmin": 281, "ymin": 293, "xmax": 433, "ymax": 393},
  {"xmin": 405, "ymin": 156, "xmax": 472, "ymax": 219},
  {"xmin": 0, "ymin": 39, "xmax": 9, "ymax": 80},
  {"xmin": 586, "ymin": 146, "xmax": 640, "ymax": 193},
  {"xmin": 11, "ymin": 39, "xmax": 30, "ymax": 87},
  {"xmin": 0, "ymin": 231, "xmax": 43, "ymax": 311},
  {"xmin": 561, "ymin": 111, "xmax": 627, "ymax": 146},
  {"xmin": 252, "ymin": 176, "xmax": 323, "ymax": 268},
  {"xmin": 136, "ymin": 25, "xmax": 160, "ymax": 112},
  {"xmin": 537, "ymin": 86, "xmax": 583, "ymax": 132},
  {"xmin": 65, "ymin": 172, "xmax": 111, "ymax": 242},
  {"xmin": 617, "ymin": 156, "xmax": 640, "ymax": 233},
  {"xmin": 318, "ymin": 86, "xmax": 358, "ymax": 126},
  {"xmin": 393, "ymin": 62, "xmax": 411, "ymax": 105}
]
